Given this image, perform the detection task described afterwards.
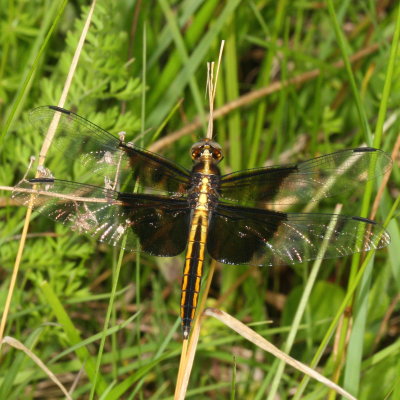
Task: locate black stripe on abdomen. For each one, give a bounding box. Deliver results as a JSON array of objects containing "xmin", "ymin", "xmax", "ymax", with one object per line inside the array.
[{"xmin": 180, "ymin": 213, "xmax": 207, "ymax": 338}]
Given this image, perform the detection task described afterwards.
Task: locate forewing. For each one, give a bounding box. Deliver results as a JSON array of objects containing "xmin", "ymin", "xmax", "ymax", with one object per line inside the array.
[
  {"xmin": 12, "ymin": 179, "xmax": 190, "ymax": 257},
  {"xmin": 219, "ymin": 148, "xmax": 392, "ymax": 206},
  {"xmin": 207, "ymin": 203, "xmax": 390, "ymax": 266},
  {"xmin": 29, "ymin": 106, "xmax": 191, "ymax": 195}
]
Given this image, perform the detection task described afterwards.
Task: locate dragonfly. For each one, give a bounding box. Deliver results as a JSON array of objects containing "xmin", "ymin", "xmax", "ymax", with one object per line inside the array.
[{"xmin": 13, "ymin": 105, "xmax": 392, "ymax": 338}]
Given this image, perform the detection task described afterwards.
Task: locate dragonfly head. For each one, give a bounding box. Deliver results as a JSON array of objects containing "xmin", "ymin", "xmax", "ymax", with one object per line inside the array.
[{"xmin": 190, "ymin": 139, "xmax": 223, "ymax": 164}]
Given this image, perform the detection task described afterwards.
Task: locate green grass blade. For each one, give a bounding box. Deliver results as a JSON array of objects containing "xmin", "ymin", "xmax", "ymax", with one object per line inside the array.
[
  {"xmin": 40, "ymin": 281, "xmax": 108, "ymax": 395},
  {"xmin": 265, "ymin": 207, "xmax": 343, "ymax": 400},
  {"xmin": 89, "ymin": 242, "xmax": 126, "ymax": 400},
  {"xmin": 0, "ymin": 327, "xmax": 45, "ymax": 398},
  {"xmin": 148, "ymin": 0, "xmax": 219, "ymax": 115},
  {"xmin": 148, "ymin": 0, "xmax": 204, "ymax": 67},
  {"xmin": 224, "ymin": 22, "xmax": 241, "ymax": 171},
  {"xmin": 371, "ymin": 7, "xmax": 400, "ymax": 149},
  {"xmin": 246, "ymin": 0, "xmax": 287, "ymax": 170},
  {"xmin": 158, "ymin": 0, "xmax": 206, "ymax": 134},
  {"xmin": 104, "ymin": 354, "xmax": 171, "ymax": 400},
  {"xmin": 0, "ymin": 0, "xmax": 67, "ymax": 146},
  {"xmin": 49, "ymin": 312, "xmax": 141, "ymax": 364},
  {"xmin": 326, "ymin": 0, "xmax": 371, "ymax": 143},
  {"xmin": 342, "ymin": 4, "xmax": 400, "ymax": 395},
  {"xmin": 292, "ymin": 195, "xmax": 400, "ymax": 398},
  {"xmin": 146, "ymin": 0, "xmax": 241, "ymax": 130}
]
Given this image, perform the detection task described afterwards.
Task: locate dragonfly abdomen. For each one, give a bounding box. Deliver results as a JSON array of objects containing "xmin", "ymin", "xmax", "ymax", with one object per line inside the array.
[{"xmin": 180, "ymin": 211, "xmax": 209, "ymax": 338}]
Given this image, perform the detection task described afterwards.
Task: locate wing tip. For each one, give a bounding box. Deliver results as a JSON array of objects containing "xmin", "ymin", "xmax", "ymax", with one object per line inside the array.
[
  {"xmin": 29, "ymin": 178, "xmax": 55, "ymax": 184},
  {"xmin": 353, "ymin": 147, "xmax": 379, "ymax": 153},
  {"xmin": 351, "ymin": 216, "xmax": 377, "ymax": 224},
  {"xmin": 48, "ymin": 105, "xmax": 70, "ymax": 115},
  {"xmin": 353, "ymin": 147, "xmax": 393, "ymax": 175}
]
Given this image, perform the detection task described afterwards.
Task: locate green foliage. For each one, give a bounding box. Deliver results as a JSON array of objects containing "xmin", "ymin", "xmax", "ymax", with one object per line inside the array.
[
  {"xmin": 282, "ymin": 281, "xmax": 345, "ymax": 341},
  {"xmin": 0, "ymin": 0, "xmax": 399, "ymax": 399}
]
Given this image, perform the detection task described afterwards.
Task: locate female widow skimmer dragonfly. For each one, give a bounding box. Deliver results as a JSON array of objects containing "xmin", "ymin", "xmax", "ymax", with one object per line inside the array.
[{"xmin": 13, "ymin": 106, "xmax": 391, "ymax": 338}]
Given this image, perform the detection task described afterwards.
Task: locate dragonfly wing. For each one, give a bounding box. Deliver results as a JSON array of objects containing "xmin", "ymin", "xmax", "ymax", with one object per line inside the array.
[
  {"xmin": 207, "ymin": 203, "xmax": 390, "ymax": 266},
  {"xmin": 29, "ymin": 106, "xmax": 191, "ymax": 196},
  {"xmin": 13, "ymin": 178, "xmax": 190, "ymax": 257},
  {"xmin": 219, "ymin": 148, "xmax": 392, "ymax": 206}
]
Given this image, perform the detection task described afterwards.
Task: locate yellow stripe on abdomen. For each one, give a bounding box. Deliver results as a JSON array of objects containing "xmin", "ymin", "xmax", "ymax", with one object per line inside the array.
[{"xmin": 180, "ymin": 210, "xmax": 209, "ymax": 338}]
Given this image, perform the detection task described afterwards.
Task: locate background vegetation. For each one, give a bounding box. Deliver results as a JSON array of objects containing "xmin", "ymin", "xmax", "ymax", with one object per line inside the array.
[{"xmin": 0, "ymin": 0, "xmax": 399, "ymax": 399}]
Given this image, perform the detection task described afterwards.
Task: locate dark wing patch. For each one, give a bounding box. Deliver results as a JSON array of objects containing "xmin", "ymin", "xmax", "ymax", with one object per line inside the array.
[
  {"xmin": 207, "ymin": 204, "xmax": 286, "ymax": 265},
  {"xmin": 12, "ymin": 178, "xmax": 190, "ymax": 257},
  {"xmin": 117, "ymin": 191, "xmax": 190, "ymax": 256},
  {"xmin": 29, "ymin": 106, "xmax": 191, "ymax": 196},
  {"xmin": 207, "ymin": 203, "xmax": 390, "ymax": 266},
  {"xmin": 219, "ymin": 148, "xmax": 392, "ymax": 206}
]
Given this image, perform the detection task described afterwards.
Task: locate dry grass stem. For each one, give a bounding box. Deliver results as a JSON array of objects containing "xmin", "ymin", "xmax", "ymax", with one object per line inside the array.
[
  {"xmin": 206, "ymin": 40, "xmax": 224, "ymax": 140},
  {"xmin": 1, "ymin": 336, "xmax": 73, "ymax": 399},
  {"xmin": 174, "ymin": 261, "xmax": 217, "ymax": 398},
  {"xmin": 174, "ymin": 320, "xmax": 201, "ymax": 400},
  {"xmin": 203, "ymin": 308, "xmax": 357, "ymax": 400}
]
